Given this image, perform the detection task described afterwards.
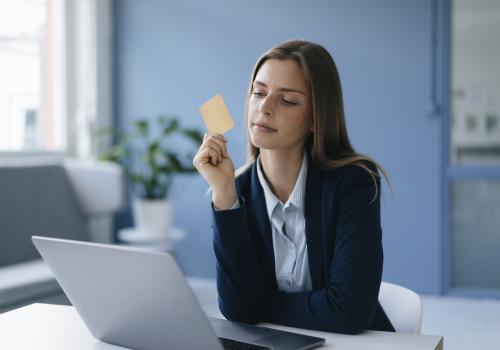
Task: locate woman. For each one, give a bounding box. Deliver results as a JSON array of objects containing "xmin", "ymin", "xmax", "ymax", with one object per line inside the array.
[{"xmin": 193, "ymin": 39, "xmax": 395, "ymax": 334}]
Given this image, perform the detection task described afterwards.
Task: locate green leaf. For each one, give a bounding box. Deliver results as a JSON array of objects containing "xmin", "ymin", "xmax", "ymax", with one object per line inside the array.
[
  {"xmin": 163, "ymin": 118, "xmax": 179, "ymax": 136},
  {"xmin": 181, "ymin": 164, "xmax": 197, "ymax": 173},
  {"xmin": 98, "ymin": 145, "xmax": 126, "ymax": 163},
  {"xmin": 182, "ymin": 129, "xmax": 203, "ymax": 145},
  {"xmin": 166, "ymin": 152, "xmax": 182, "ymax": 172},
  {"xmin": 147, "ymin": 141, "xmax": 161, "ymax": 159},
  {"xmin": 135, "ymin": 119, "xmax": 149, "ymax": 136},
  {"xmin": 129, "ymin": 174, "xmax": 146, "ymax": 184}
]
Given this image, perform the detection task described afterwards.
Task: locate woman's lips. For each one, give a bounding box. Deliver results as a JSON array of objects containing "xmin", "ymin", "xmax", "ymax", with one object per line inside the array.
[{"xmin": 253, "ymin": 123, "xmax": 277, "ymax": 133}]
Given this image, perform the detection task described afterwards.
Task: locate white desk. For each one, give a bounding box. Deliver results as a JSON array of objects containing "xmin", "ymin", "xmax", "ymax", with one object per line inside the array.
[{"xmin": 0, "ymin": 278, "xmax": 443, "ymax": 350}]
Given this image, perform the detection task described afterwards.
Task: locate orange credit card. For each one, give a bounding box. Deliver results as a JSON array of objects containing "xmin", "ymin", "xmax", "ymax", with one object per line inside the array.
[{"xmin": 199, "ymin": 94, "xmax": 234, "ymax": 134}]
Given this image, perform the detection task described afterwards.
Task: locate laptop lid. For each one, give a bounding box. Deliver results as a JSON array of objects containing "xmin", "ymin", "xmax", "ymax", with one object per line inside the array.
[{"xmin": 32, "ymin": 236, "xmax": 224, "ymax": 350}]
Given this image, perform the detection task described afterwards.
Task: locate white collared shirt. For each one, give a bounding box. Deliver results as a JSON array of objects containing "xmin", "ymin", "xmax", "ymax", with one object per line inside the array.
[{"xmin": 256, "ymin": 152, "xmax": 312, "ymax": 293}]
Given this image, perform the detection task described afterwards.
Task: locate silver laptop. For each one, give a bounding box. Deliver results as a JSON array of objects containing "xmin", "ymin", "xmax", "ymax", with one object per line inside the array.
[{"xmin": 32, "ymin": 236, "xmax": 325, "ymax": 350}]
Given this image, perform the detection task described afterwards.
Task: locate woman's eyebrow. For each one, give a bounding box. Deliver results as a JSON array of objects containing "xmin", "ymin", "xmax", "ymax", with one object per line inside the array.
[{"xmin": 253, "ymin": 80, "xmax": 307, "ymax": 96}]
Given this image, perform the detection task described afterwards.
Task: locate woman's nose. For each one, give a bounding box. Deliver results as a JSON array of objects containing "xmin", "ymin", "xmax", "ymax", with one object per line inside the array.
[{"xmin": 259, "ymin": 95, "xmax": 274, "ymax": 116}]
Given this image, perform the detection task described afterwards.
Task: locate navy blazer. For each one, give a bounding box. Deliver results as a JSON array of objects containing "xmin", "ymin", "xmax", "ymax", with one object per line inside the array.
[{"xmin": 211, "ymin": 151, "xmax": 395, "ymax": 334}]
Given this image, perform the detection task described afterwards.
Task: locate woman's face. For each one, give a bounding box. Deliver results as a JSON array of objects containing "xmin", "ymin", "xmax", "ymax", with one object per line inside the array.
[{"xmin": 247, "ymin": 58, "xmax": 313, "ymax": 152}]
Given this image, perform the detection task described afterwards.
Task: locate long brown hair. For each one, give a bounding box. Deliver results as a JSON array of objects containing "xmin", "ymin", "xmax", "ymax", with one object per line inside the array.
[{"xmin": 239, "ymin": 39, "xmax": 391, "ymax": 201}]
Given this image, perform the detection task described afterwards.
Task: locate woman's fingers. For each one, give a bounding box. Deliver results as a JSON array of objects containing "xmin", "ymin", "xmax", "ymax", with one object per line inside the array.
[
  {"xmin": 205, "ymin": 139, "xmax": 227, "ymax": 159},
  {"xmin": 195, "ymin": 145, "xmax": 220, "ymax": 166},
  {"xmin": 213, "ymin": 136, "xmax": 229, "ymax": 157},
  {"xmin": 195, "ymin": 146, "xmax": 217, "ymax": 166},
  {"xmin": 197, "ymin": 133, "xmax": 229, "ymax": 166},
  {"xmin": 212, "ymin": 133, "xmax": 228, "ymax": 144},
  {"xmin": 205, "ymin": 147, "xmax": 218, "ymax": 166},
  {"xmin": 203, "ymin": 133, "xmax": 228, "ymax": 157},
  {"xmin": 204, "ymin": 132, "xmax": 227, "ymax": 140},
  {"xmin": 204, "ymin": 133, "xmax": 228, "ymax": 146},
  {"xmin": 204, "ymin": 143, "xmax": 224, "ymax": 164}
]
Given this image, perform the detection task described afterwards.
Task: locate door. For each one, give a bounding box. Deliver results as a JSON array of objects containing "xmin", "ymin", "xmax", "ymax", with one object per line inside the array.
[{"xmin": 444, "ymin": 0, "xmax": 500, "ymax": 298}]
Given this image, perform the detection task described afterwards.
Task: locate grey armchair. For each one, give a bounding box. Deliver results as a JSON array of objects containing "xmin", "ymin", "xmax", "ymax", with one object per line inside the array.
[{"xmin": 0, "ymin": 158, "xmax": 124, "ymax": 313}]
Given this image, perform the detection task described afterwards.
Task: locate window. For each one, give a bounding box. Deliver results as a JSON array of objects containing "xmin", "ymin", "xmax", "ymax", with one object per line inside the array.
[
  {"xmin": 0, "ymin": 0, "xmax": 65, "ymax": 152},
  {"xmin": 0, "ymin": 0, "xmax": 113, "ymax": 157}
]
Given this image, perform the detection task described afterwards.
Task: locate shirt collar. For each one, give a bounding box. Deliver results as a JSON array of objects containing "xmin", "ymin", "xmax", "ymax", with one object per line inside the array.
[{"xmin": 256, "ymin": 151, "xmax": 308, "ymax": 218}]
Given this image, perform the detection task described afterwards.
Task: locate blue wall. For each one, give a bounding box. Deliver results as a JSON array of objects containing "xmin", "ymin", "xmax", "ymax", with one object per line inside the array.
[{"xmin": 114, "ymin": 0, "xmax": 443, "ymax": 294}]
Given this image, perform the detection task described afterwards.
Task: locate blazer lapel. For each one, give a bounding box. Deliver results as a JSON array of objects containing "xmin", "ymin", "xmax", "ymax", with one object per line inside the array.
[
  {"xmin": 304, "ymin": 152, "xmax": 324, "ymax": 289},
  {"xmin": 247, "ymin": 161, "xmax": 278, "ymax": 291}
]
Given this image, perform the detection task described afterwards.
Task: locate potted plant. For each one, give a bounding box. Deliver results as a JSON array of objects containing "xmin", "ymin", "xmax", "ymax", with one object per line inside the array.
[{"xmin": 95, "ymin": 115, "xmax": 203, "ymax": 239}]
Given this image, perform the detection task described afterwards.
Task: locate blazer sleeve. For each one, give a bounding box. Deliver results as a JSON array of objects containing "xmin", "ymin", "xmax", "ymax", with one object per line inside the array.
[
  {"xmin": 212, "ymin": 196, "xmax": 272, "ymax": 324},
  {"xmin": 271, "ymin": 166, "xmax": 384, "ymax": 334}
]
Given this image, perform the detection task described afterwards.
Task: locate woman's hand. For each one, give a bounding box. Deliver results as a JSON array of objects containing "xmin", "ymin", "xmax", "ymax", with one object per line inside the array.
[{"xmin": 193, "ymin": 133, "xmax": 237, "ymax": 209}]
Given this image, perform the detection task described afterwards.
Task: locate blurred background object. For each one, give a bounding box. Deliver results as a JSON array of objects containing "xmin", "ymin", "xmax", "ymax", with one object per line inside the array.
[
  {"xmin": 0, "ymin": 159, "xmax": 124, "ymax": 313},
  {"xmin": 95, "ymin": 115, "xmax": 202, "ymax": 242},
  {"xmin": 447, "ymin": 0, "xmax": 500, "ymax": 299}
]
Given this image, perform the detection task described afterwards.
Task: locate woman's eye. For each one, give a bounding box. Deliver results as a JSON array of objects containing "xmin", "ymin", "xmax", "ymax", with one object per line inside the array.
[
  {"xmin": 252, "ymin": 92, "xmax": 264, "ymax": 97},
  {"xmin": 282, "ymin": 99, "xmax": 297, "ymax": 106}
]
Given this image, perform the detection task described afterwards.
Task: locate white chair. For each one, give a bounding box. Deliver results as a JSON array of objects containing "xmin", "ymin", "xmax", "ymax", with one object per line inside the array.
[{"xmin": 378, "ymin": 281, "xmax": 423, "ymax": 334}]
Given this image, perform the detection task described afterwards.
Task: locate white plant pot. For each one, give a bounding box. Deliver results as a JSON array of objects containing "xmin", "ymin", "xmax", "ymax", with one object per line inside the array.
[{"xmin": 132, "ymin": 198, "xmax": 172, "ymax": 239}]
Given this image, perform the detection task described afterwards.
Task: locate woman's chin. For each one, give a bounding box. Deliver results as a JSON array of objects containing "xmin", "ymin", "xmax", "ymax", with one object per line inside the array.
[{"xmin": 250, "ymin": 135, "xmax": 279, "ymax": 150}]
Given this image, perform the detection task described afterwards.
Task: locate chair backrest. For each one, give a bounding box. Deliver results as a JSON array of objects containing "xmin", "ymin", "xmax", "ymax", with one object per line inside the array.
[
  {"xmin": 378, "ymin": 281, "xmax": 423, "ymax": 334},
  {"xmin": 0, "ymin": 164, "xmax": 90, "ymax": 267}
]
